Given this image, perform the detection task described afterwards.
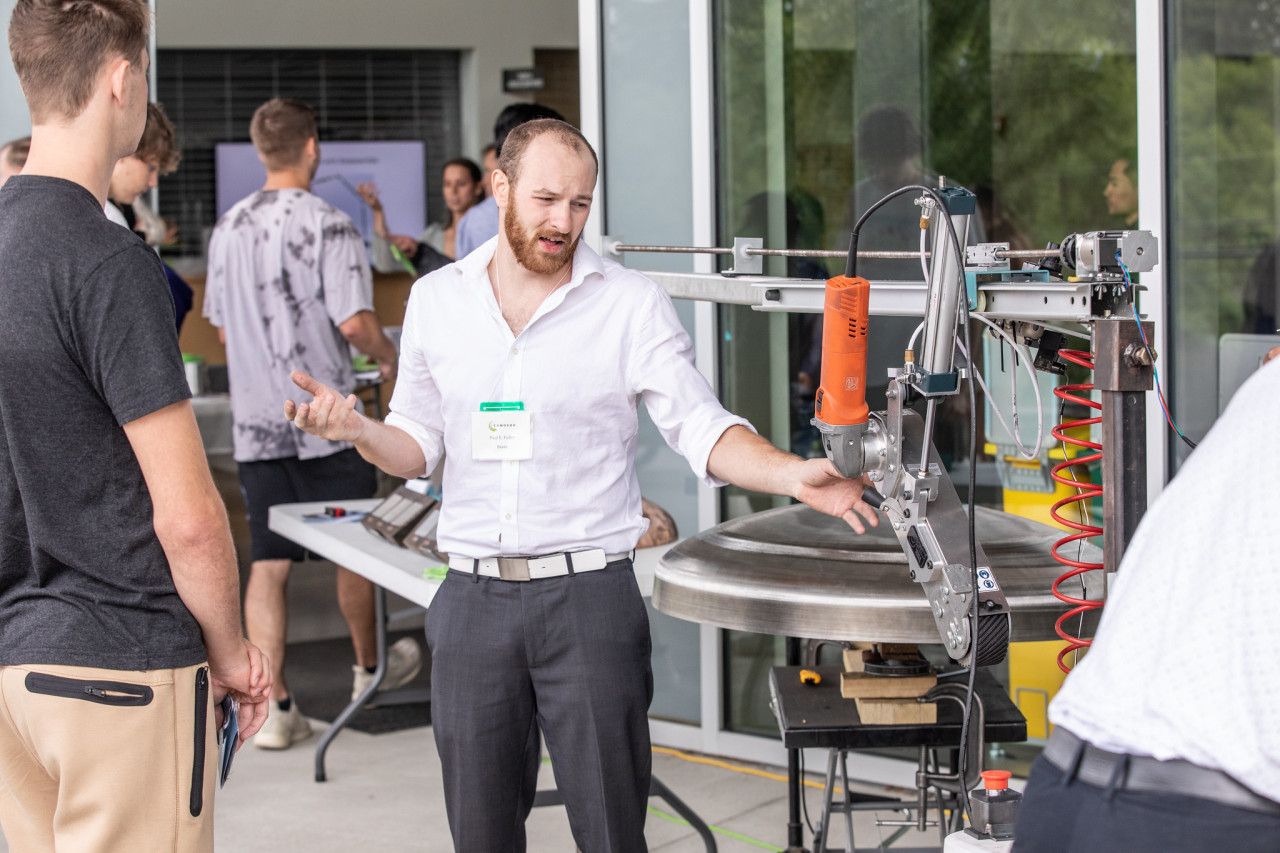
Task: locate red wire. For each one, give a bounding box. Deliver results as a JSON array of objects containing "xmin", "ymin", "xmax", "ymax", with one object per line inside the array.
[{"xmin": 1049, "ymin": 349, "xmax": 1105, "ymax": 673}]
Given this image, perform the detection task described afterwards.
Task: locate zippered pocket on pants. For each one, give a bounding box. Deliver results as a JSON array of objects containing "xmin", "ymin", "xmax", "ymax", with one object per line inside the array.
[
  {"xmin": 190, "ymin": 666, "xmax": 209, "ymax": 816},
  {"xmin": 24, "ymin": 671, "xmax": 154, "ymax": 706}
]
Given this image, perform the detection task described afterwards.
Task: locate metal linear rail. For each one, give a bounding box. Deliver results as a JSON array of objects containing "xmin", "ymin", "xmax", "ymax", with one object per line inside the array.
[
  {"xmin": 643, "ymin": 271, "xmax": 1096, "ymax": 325},
  {"xmin": 610, "ymin": 242, "xmax": 1060, "ymax": 262}
]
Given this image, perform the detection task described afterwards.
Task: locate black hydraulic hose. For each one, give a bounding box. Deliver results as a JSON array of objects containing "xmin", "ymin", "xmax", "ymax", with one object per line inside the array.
[{"xmin": 846, "ymin": 184, "xmax": 955, "ymax": 280}]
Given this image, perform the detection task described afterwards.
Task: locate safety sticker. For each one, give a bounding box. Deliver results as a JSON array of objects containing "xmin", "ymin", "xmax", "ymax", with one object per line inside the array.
[{"xmin": 976, "ymin": 567, "xmax": 1000, "ymax": 592}]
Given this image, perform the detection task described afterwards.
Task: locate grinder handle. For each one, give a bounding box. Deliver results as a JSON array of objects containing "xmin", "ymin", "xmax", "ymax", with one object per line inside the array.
[{"xmin": 814, "ymin": 275, "xmax": 871, "ymax": 427}]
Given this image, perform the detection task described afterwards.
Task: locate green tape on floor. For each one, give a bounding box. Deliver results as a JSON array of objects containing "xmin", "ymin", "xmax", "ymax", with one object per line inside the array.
[{"xmin": 647, "ymin": 805, "xmax": 783, "ymax": 852}]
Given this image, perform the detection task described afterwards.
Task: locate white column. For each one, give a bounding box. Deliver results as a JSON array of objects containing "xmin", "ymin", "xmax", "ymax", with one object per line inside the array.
[
  {"xmin": 1135, "ymin": 0, "xmax": 1169, "ymax": 501},
  {"xmin": 578, "ymin": 0, "xmax": 604, "ymax": 252}
]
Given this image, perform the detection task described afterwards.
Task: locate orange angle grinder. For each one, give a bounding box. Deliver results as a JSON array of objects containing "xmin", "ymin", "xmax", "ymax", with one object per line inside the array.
[{"xmin": 811, "ymin": 272, "xmax": 871, "ymax": 479}]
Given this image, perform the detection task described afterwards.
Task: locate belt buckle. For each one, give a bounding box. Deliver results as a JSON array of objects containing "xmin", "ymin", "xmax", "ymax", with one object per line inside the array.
[{"xmin": 497, "ymin": 557, "xmax": 531, "ymax": 582}]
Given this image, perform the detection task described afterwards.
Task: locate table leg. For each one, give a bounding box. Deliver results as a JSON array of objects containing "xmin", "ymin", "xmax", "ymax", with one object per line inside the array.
[
  {"xmin": 650, "ymin": 775, "xmax": 718, "ymax": 853},
  {"xmin": 784, "ymin": 637, "xmax": 808, "ymax": 852},
  {"xmin": 839, "ymin": 751, "xmax": 856, "ymax": 851},
  {"xmin": 814, "ymin": 749, "xmax": 838, "ymax": 853},
  {"xmin": 315, "ymin": 584, "xmax": 389, "ymax": 782}
]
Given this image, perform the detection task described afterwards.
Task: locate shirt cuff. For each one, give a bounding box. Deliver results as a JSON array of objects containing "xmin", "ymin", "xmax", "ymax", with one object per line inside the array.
[
  {"xmin": 384, "ymin": 411, "xmax": 443, "ymax": 472},
  {"xmin": 689, "ymin": 415, "xmax": 756, "ymax": 488}
]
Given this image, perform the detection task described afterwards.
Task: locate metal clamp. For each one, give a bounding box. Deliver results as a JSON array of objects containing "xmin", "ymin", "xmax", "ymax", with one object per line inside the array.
[{"xmin": 726, "ymin": 237, "xmax": 763, "ymax": 276}]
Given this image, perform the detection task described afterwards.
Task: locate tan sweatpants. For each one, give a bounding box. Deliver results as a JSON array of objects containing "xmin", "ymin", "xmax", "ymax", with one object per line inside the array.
[{"xmin": 0, "ymin": 662, "xmax": 217, "ymax": 852}]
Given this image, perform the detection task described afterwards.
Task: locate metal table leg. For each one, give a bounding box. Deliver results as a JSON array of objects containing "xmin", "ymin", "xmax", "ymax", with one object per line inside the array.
[
  {"xmin": 315, "ymin": 585, "xmax": 389, "ymax": 782},
  {"xmin": 531, "ymin": 773, "xmax": 717, "ymax": 852},
  {"xmin": 813, "ymin": 749, "xmax": 838, "ymax": 853},
  {"xmin": 785, "ymin": 637, "xmax": 808, "ymax": 852},
  {"xmin": 649, "ymin": 775, "xmax": 718, "ymax": 853}
]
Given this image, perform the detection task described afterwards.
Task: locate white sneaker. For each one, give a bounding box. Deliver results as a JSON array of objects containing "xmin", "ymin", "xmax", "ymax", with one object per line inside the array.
[
  {"xmin": 253, "ymin": 699, "xmax": 313, "ymax": 750},
  {"xmin": 351, "ymin": 636, "xmax": 423, "ymax": 701}
]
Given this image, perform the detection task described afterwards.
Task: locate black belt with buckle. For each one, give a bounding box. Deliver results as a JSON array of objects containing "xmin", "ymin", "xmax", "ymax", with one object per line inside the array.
[{"xmin": 1044, "ymin": 728, "xmax": 1280, "ymax": 816}]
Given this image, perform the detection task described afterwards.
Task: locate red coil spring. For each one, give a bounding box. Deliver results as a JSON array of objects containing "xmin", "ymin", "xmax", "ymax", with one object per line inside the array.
[{"xmin": 1048, "ymin": 349, "xmax": 1105, "ymax": 673}]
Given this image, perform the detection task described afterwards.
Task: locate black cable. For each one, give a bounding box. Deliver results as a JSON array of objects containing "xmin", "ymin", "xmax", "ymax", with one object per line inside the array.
[
  {"xmin": 846, "ymin": 184, "xmax": 949, "ymax": 280},
  {"xmin": 798, "ymin": 747, "xmax": 815, "ymax": 835},
  {"xmin": 958, "ymin": 254, "xmax": 981, "ymax": 804}
]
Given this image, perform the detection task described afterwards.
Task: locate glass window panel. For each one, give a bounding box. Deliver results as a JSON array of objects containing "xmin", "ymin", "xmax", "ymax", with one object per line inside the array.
[
  {"xmin": 602, "ymin": 0, "xmax": 701, "ymax": 726},
  {"xmin": 1168, "ymin": 1, "xmax": 1280, "ymax": 470},
  {"xmin": 715, "ymin": 0, "xmax": 1136, "ymax": 736}
]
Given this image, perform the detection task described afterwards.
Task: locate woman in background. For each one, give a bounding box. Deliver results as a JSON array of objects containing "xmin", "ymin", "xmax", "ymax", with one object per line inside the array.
[{"xmin": 360, "ymin": 157, "xmax": 482, "ymax": 272}]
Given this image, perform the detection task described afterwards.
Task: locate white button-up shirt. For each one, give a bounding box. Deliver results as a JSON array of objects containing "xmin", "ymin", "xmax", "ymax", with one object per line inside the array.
[
  {"xmin": 386, "ymin": 237, "xmax": 751, "ymax": 559},
  {"xmin": 1050, "ymin": 357, "xmax": 1280, "ymax": 801}
]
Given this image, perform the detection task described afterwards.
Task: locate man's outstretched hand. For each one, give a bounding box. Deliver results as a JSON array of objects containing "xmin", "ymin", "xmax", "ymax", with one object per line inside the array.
[
  {"xmin": 283, "ymin": 371, "xmax": 366, "ymax": 443},
  {"xmin": 793, "ymin": 456, "xmax": 881, "ymax": 535}
]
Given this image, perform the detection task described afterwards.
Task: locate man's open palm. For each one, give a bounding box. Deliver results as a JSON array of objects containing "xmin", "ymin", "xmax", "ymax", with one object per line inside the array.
[{"xmin": 283, "ymin": 371, "xmax": 366, "ymax": 443}]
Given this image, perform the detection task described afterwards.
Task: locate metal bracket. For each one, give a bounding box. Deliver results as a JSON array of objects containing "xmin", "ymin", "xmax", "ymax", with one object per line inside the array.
[
  {"xmin": 965, "ymin": 242, "xmax": 1010, "ymax": 268},
  {"xmin": 601, "ymin": 234, "xmax": 625, "ymax": 263},
  {"xmin": 725, "ymin": 236, "xmax": 763, "ymax": 276},
  {"xmin": 1093, "ymin": 317, "xmax": 1155, "ymax": 392}
]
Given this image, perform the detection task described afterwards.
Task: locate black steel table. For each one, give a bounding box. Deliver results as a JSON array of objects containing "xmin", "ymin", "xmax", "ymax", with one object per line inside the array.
[
  {"xmin": 770, "ymin": 666, "xmax": 1026, "ymax": 750},
  {"xmin": 770, "ymin": 665, "xmax": 1025, "ymax": 852}
]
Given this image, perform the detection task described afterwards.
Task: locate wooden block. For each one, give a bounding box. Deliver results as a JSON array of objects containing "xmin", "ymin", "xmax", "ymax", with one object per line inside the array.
[
  {"xmin": 840, "ymin": 671, "xmax": 937, "ymax": 699},
  {"xmin": 841, "ymin": 643, "xmax": 875, "ymax": 673},
  {"xmin": 876, "ymin": 643, "xmax": 921, "ymax": 661},
  {"xmin": 855, "ymin": 697, "xmax": 938, "ymax": 725}
]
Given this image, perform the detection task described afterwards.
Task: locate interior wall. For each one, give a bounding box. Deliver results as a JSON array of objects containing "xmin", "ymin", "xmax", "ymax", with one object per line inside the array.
[
  {"xmin": 154, "ymin": 0, "xmax": 579, "ymax": 158},
  {"xmin": 0, "ymin": 0, "xmax": 31, "ymax": 143},
  {"xmin": 2, "ymin": 0, "xmax": 579, "ymax": 152}
]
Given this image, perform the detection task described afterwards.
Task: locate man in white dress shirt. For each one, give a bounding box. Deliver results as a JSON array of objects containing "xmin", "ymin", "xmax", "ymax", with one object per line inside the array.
[
  {"xmin": 284, "ymin": 118, "xmax": 879, "ymax": 852},
  {"xmin": 1013, "ymin": 359, "xmax": 1280, "ymax": 851}
]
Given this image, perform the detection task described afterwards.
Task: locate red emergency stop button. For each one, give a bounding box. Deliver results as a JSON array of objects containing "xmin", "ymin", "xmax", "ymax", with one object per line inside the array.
[{"xmin": 980, "ymin": 770, "xmax": 1012, "ymax": 791}]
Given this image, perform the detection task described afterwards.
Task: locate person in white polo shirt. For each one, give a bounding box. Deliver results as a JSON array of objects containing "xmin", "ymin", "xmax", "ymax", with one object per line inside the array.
[
  {"xmin": 283, "ymin": 118, "xmax": 879, "ymax": 852},
  {"xmin": 1014, "ymin": 358, "xmax": 1280, "ymax": 851}
]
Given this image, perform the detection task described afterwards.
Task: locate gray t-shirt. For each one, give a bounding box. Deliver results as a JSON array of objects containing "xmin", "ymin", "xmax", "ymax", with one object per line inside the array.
[
  {"xmin": 205, "ymin": 189, "xmax": 373, "ymax": 462},
  {"xmin": 0, "ymin": 175, "xmax": 205, "ymax": 670}
]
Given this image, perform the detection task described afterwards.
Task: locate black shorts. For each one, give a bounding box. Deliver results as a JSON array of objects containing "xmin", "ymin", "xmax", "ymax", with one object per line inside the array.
[{"xmin": 238, "ymin": 449, "xmax": 377, "ymax": 562}]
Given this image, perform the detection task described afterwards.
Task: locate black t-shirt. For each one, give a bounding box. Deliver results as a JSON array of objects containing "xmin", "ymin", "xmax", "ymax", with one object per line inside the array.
[{"xmin": 0, "ymin": 175, "xmax": 205, "ymax": 670}]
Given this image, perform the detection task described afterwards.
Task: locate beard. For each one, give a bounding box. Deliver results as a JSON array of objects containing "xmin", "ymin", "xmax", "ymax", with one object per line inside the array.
[{"xmin": 504, "ymin": 200, "xmax": 578, "ymax": 276}]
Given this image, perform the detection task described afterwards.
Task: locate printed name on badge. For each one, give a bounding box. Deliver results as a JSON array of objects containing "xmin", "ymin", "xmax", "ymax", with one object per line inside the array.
[{"xmin": 471, "ymin": 409, "xmax": 533, "ymax": 460}]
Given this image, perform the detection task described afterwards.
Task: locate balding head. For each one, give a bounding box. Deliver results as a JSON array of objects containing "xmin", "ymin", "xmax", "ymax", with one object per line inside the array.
[{"xmin": 496, "ymin": 119, "xmax": 597, "ymax": 190}]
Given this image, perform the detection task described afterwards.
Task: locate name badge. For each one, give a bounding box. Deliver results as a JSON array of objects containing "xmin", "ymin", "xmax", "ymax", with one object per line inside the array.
[{"xmin": 472, "ymin": 410, "xmax": 532, "ymax": 460}]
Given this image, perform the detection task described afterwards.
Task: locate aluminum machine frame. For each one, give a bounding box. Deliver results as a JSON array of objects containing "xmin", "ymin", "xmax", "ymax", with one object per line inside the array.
[{"xmin": 608, "ymin": 183, "xmax": 1159, "ymax": 850}]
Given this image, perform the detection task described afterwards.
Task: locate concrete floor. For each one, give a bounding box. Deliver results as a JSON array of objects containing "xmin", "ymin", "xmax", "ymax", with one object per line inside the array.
[
  {"xmin": 0, "ymin": 706, "xmax": 949, "ymax": 852},
  {"xmin": 0, "ymin": 459, "xmax": 960, "ymax": 852},
  {"xmin": 205, "ymin": 719, "xmax": 949, "ymax": 852}
]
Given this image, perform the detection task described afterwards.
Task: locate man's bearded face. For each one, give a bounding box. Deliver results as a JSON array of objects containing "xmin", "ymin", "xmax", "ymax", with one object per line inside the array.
[{"xmin": 503, "ymin": 191, "xmax": 578, "ymax": 276}]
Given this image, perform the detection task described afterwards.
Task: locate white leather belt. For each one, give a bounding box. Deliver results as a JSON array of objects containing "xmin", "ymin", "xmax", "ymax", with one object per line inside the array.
[{"xmin": 447, "ymin": 549, "xmax": 633, "ymax": 581}]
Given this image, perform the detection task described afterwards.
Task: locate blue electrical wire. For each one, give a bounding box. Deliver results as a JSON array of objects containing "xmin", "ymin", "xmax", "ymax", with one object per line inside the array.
[{"xmin": 1116, "ymin": 253, "xmax": 1197, "ymax": 450}]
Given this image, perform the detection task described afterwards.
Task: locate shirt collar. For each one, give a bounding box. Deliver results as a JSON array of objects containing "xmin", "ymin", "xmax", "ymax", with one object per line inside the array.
[{"xmin": 455, "ymin": 234, "xmax": 607, "ymax": 295}]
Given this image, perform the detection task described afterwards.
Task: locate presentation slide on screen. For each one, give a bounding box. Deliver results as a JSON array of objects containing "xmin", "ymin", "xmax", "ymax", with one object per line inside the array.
[{"xmin": 215, "ymin": 141, "xmax": 427, "ymax": 261}]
